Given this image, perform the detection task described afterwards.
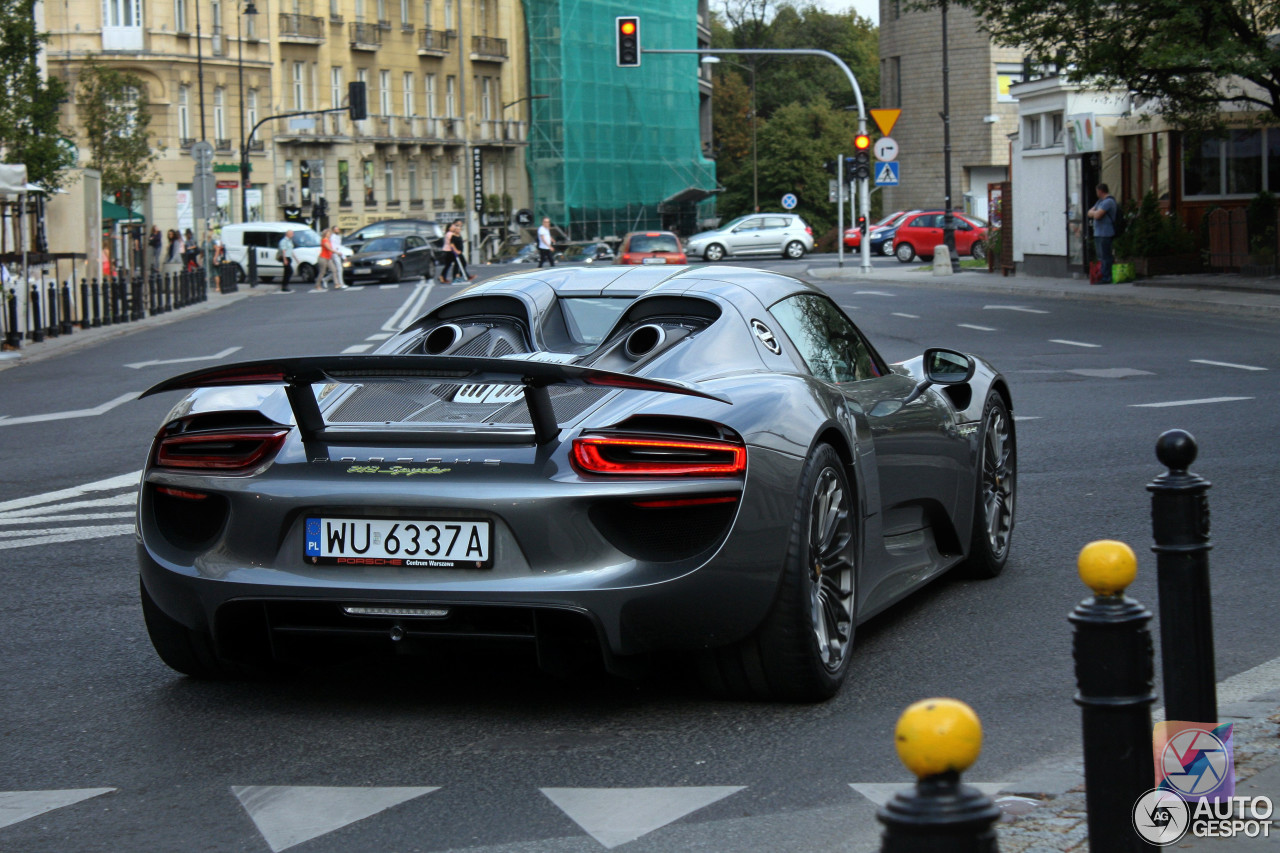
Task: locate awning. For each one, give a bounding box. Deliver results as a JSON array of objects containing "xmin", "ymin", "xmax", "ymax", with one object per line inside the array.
[
  {"xmin": 103, "ymin": 199, "xmax": 144, "ymax": 222},
  {"xmin": 660, "ymin": 186, "xmax": 720, "ymax": 207}
]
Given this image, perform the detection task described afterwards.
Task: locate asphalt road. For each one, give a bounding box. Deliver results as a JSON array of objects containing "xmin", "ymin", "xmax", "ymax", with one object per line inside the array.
[{"xmin": 1, "ymin": 264, "xmax": 1277, "ymax": 852}]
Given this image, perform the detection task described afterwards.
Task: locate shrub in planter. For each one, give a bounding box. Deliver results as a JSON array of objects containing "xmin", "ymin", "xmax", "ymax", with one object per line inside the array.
[{"xmin": 1115, "ymin": 191, "xmax": 1194, "ymax": 271}]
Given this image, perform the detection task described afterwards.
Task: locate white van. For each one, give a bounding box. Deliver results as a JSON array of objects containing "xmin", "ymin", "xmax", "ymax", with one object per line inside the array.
[{"xmin": 221, "ymin": 222, "xmax": 323, "ymax": 282}]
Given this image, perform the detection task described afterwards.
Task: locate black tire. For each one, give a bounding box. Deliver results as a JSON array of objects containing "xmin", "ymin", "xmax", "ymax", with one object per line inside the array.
[
  {"xmin": 140, "ymin": 578, "xmax": 232, "ymax": 678},
  {"xmin": 701, "ymin": 443, "xmax": 856, "ymax": 701},
  {"xmin": 703, "ymin": 243, "xmax": 726, "ymax": 262},
  {"xmin": 235, "ymin": 265, "xmax": 247, "ymax": 283},
  {"xmin": 390, "ymin": 262, "xmax": 403, "ymax": 282},
  {"xmin": 783, "ymin": 240, "xmax": 806, "ymax": 260},
  {"xmin": 958, "ymin": 390, "xmax": 1016, "ymax": 579},
  {"xmin": 895, "ymin": 242, "xmax": 916, "ymax": 263},
  {"xmin": 971, "ymin": 240, "xmax": 987, "ymax": 261},
  {"xmin": 298, "ymin": 262, "xmax": 317, "ymax": 282}
]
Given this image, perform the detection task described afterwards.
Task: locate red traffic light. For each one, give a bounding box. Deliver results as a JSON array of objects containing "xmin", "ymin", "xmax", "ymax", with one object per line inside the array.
[
  {"xmin": 620, "ymin": 20, "xmax": 635, "ymax": 35},
  {"xmin": 616, "ymin": 16, "xmax": 640, "ymax": 66},
  {"xmin": 854, "ymin": 133, "xmax": 872, "ymax": 150}
]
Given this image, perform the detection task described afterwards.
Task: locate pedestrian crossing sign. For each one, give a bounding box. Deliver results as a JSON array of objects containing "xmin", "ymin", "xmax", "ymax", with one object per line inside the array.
[{"xmin": 875, "ymin": 162, "xmax": 900, "ymax": 186}]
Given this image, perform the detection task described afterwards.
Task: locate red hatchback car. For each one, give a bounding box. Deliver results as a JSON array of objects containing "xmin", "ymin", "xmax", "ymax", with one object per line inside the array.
[
  {"xmin": 891, "ymin": 211, "xmax": 989, "ymax": 263},
  {"xmin": 614, "ymin": 231, "xmax": 687, "ymax": 266}
]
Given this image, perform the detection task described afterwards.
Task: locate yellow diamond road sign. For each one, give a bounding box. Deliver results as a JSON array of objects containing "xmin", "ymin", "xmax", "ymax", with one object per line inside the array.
[{"xmin": 870, "ymin": 108, "xmax": 901, "ymax": 137}]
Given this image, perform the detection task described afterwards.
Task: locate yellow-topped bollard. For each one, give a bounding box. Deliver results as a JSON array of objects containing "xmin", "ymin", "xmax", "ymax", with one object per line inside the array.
[
  {"xmin": 1077, "ymin": 539, "xmax": 1137, "ymax": 596},
  {"xmin": 894, "ymin": 698, "xmax": 983, "ymax": 779},
  {"xmin": 877, "ymin": 698, "xmax": 1000, "ymax": 852}
]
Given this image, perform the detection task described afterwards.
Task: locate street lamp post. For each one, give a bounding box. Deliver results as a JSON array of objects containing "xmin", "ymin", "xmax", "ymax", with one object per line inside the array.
[
  {"xmin": 499, "ymin": 93, "xmax": 548, "ymax": 240},
  {"xmin": 238, "ymin": 1, "xmax": 258, "ymax": 223},
  {"xmin": 940, "ymin": 0, "xmax": 959, "ymax": 272},
  {"xmin": 702, "ymin": 55, "xmax": 757, "ymax": 213}
]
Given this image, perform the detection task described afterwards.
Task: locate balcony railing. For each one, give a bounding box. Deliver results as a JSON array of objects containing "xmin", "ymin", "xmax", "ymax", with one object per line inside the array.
[
  {"xmin": 249, "ymin": 139, "xmax": 265, "ymax": 152},
  {"xmin": 418, "ymin": 28, "xmax": 451, "ymax": 54},
  {"xmin": 179, "ymin": 137, "xmax": 196, "ymax": 150},
  {"xmin": 215, "ymin": 138, "xmax": 232, "ymax": 152},
  {"xmin": 279, "ymin": 13, "xmax": 325, "ymax": 41},
  {"xmin": 349, "ymin": 21, "xmax": 382, "ymax": 49},
  {"xmin": 471, "ymin": 35, "xmax": 507, "ymax": 60}
]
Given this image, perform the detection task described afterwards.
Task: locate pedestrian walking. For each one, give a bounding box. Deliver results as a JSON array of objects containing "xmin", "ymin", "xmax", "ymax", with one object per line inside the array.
[
  {"xmin": 439, "ymin": 220, "xmax": 476, "ymax": 283},
  {"xmin": 148, "ymin": 226, "xmax": 162, "ymax": 271},
  {"xmin": 278, "ymin": 229, "xmax": 296, "ymax": 292},
  {"xmin": 167, "ymin": 229, "xmax": 184, "ymax": 266},
  {"xmin": 315, "ymin": 228, "xmax": 333, "ymax": 291},
  {"xmin": 1087, "ymin": 183, "xmax": 1119, "ymax": 284},
  {"xmin": 330, "ymin": 225, "xmax": 348, "ymax": 289},
  {"xmin": 537, "ymin": 217, "xmax": 555, "ymax": 268}
]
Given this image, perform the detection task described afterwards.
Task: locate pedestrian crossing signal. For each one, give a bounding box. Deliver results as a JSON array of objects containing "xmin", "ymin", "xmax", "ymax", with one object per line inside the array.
[{"xmin": 616, "ymin": 17, "xmax": 640, "ymax": 67}]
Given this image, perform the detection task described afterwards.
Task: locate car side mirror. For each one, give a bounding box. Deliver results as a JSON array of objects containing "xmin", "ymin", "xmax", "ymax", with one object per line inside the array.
[{"xmin": 902, "ymin": 347, "xmax": 975, "ymax": 407}]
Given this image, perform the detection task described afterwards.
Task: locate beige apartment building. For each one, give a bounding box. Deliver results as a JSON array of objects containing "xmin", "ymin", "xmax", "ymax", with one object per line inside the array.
[
  {"xmin": 45, "ymin": 0, "xmax": 531, "ymax": 250},
  {"xmin": 878, "ymin": 0, "xmax": 1022, "ymax": 221}
]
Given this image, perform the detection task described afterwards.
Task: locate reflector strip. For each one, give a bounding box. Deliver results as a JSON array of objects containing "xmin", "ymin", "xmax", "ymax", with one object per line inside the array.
[
  {"xmin": 632, "ymin": 495, "xmax": 739, "ymax": 508},
  {"xmin": 342, "ymin": 605, "xmax": 450, "ymax": 618},
  {"xmin": 155, "ymin": 486, "xmax": 209, "ymax": 501}
]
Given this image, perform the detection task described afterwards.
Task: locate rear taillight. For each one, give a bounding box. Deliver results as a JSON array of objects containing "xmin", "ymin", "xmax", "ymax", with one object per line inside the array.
[
  {"xmin": 620, "ymin": 253, "xmax": 636, "ymax": 264},
  {"xmin": 805, "ymin": 226, "xmax": 813, "ymax": 236},
  {"xmin": 571, "ymin": 435, "xmax": 746, "ymax": 477},
  {"xmin": 154, "ymin": 428, "xmax": 289, "ymax": 472},
  {"xmin": 675, "ymin": 254, "xmax": 687, "ymax": 264}
]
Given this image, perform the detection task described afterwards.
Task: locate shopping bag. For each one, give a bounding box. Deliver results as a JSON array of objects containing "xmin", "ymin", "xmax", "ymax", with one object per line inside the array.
[
  {"xmin": 1112, "ymin": 262, "xmax": 1135, "ymax": 283},
  {"xmin": 1089, "ymin": 261, "xmax": 1102, "ymax": 284}
]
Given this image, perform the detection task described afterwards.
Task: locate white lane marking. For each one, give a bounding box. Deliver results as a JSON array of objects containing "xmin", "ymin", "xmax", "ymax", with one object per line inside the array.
[
  {"xmin": 542, "ymin": 787, "xmax": 745, "ymax": 850},
  {"xmin": 365, "ymin": 332, "xmax": 394, "ymax": 341},
  {"xmin": 378, "ymin": 283, "xmax": 401, "ymax": 289},
  {"xmin": 0, "ymin": 789, "xmax": 116, "ymax": 831},
  {"xmin": 341, "ymin": 344, "xmax": 375, "ymax": 354},
  {"xmin": 850, "ymin": 783, "xmax": 1009, "ymax": 808},
  {"xmin": 1069, "ymin": 368, "xmax": 1153, "ymax": 378},
  {"xmin": 958, "ymin": 324, "xmax": 997, "ymax": 332},
  {"xmin": 232, "ymin": 786, "xmax": 439, "ymax": 853},
  {"xmin": 1131, "ymin": 397, "xmax": 1253, "ymax": 408},
  {"xmin": 984, "ymin": 305, "xmax": 1049, "ymax": 314},
  {"xmin": 854, "ymin": 290, "xmax": 894, "ymax": 296},
  {"xmin": 1191, "ymin": 359, "xmax": 1267, "ymax": 371},
  {"xmin": 1050, "ymin": 339, "xmax": 1101, "ymax": 348},
  {"xmin": 0, "ymin": 392, "xmax": 141, "ymax": 427},
  {"xmin": 1014, "ymin": 416, "xmax": 1042, "ymax": 422},
  {"xmin": 891, "ymin": 312, "xmax": 919, "ymax": 319},
  {"xmin": 0, "ymin": 472, "xmax": 139, "ymax": 514},
  {"xmin": 125, "ymin": 346, "xmax": 242, "ymax": 370},
  {"xmin": 0, "ymin": 525, "xmax": 136, "ymax": 548},
  {"xmin": 0, "ymin": 511, "xmax": 134, "ymax": 527},
  {"xmin": 381, "ymin": 281, "xmax": 434, "ymax": 333},
  {"xmin": 0, "ymin": 493, "xmax": 136, "ymax": 517}
]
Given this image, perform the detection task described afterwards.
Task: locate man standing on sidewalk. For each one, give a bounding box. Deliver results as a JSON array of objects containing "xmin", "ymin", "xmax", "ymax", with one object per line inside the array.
[
  {"xmin": 278, "ymin": 230, "xmax": 296, "ymax": 293},
  {"xmin": 1087, "ymin": 183, "xmax": 1118, "ymax": 284},
  {"xmin": 537, "ymin": 217, "xmax": 555, "ymax": 268}
]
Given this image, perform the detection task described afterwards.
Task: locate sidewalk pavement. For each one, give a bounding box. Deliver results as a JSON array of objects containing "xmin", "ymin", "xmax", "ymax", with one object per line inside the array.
[
  {"xmin": 807, "ymin": 261, "xmax": 1280, "ymax": 318},
  {"xmin": 0, "ymin": 282, "xmax": 271, "ymax": 372}
]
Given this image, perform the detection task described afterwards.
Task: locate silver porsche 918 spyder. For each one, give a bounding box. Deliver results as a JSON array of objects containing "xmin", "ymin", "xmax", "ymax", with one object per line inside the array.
[{"xmin": 137, "ymin": 266, "xmax": 1015, "ymax": 701}]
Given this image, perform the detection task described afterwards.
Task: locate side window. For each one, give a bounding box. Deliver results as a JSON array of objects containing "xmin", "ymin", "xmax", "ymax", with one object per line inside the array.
[
  {"xmin": 733, "ymin": 218, "xmax": 761, "ymax": 232},
  {"xmin": 769, "ymin": 294, "xmax": 884, "ymax": 383},
  {"xmin": 762, "ymin": 217, "xmax": 788, "ymax": 229},
  {"xmin": 406, "ymin": 236, "xmax": 423, "ymax": 249},
  {"xmin": 955, "ymin": 218, "xmax": 972, "ymax": 231}
]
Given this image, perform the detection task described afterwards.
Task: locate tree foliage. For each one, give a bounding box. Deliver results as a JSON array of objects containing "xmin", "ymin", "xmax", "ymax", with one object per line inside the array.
[
  {"xmin": 916, "ymin": 0, "xmax": 1280, "ymax": 128},
  {"xmin": 709, "ymin": 1, "xmax": 878, "ymax": 224},
  {"xmin": 77, "ymin": 63, "xmax": 159, "ymax": 210},
  {"xmin": 0, "ymin": 0, "xmax": 76, "ymax": 190}
]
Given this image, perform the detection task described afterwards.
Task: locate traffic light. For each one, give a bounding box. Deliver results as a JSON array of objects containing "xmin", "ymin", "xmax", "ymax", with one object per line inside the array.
[
  {"xmin": 616, "ymin": 16, "xmax": 640, "ymax": 67},
  {"xmin": 851, "ymin": 133, "xmax": 872, "ymax": 179},
  {"xmin": 853, "ymin": 133, "xmax": 872, "ymax": 151},
  {"xmin": 823, "ymin": 159, "xmax": 837, "ymax": 176},
  {"xmin": 348, "ymin": 81, "xmax": 368, "ymax": 121},
  {"xmin": 856, "ymin": 215, "xmax": 868, "ymax": 235}
]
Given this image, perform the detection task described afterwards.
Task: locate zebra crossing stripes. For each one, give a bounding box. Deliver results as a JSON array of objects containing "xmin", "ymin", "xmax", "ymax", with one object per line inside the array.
[{"xmin": 0, "ymin": 471, "xmax": 140, "ymax": 551}]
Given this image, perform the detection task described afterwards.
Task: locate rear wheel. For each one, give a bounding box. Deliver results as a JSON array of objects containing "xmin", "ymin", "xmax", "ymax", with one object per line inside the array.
[
  {"xmin": 298, "ymin": 262, "xmax": 317, "ymax": 282},
  {"xmin": 958, "ymin": 391, "xmax": 1016, "ymax": 578},
  {"xmin": 700, "ymin": 443, "xmax": 855, "ymax": 701},
  {"xmin": 784, "ymin": 240, "xmax": 807, "ymax": 260},
  {"xmin": 895, "ymin": 242, "xmax": 916, "ymax": 263},
  {"xmin": 971, "ymin": 240, "xmax": 987, "ymax": 261},
  {"xmin": 704, "ymin": 243, "xmax": 726, "ymax": 262}
]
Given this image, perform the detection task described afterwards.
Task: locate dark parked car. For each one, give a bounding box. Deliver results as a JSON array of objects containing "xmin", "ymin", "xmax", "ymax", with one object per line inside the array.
[
  {"xmin": 137, "ymin": 266, "xmax": 1015, "ymax": 701},
  {"xmin": 559, "ymin": 241, "xmax": 616, "ymax": 264},
  {"xmin": 346, "ymin": 219, "xmax": 446, "ymax": 275},
  {"xmin": 343, "ymin": 235, "xmax": 436, "ymax": 283}
]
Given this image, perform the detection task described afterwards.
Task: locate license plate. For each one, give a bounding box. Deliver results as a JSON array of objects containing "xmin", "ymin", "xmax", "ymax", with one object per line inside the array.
[
  {"xmin": 305, "ymin": 517, "xmax": 492, "ymax": 568},
  {"xmin": 641, "ymin": 257, "xmax": 667, "ymax": 264}
]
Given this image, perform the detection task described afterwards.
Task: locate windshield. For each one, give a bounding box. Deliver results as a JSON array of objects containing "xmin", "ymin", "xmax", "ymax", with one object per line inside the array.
[
  {"xmin": 560, "ymin": 297, "xmax": 632, "ymax": 345},
  {"xmin": 291, "ymin": 229, "xmax": 321, "ymax": 248},
  {"xmin": 878, "ymin": 211, "xmax": 909, "ymax": 227},
  {"xmin": 629, "ymin": 234, "xmax": 680, "ymax": 253},
  {"xmin": 716, "ymin": 216, "xmax": 749, "ymax": 232},
  {"xmin": 360, "ymin": 237, "xmax": 404, "ymax": 253},
  {"xmin": 965, "ymin": 215, "xmax": 990, "ymax": 228}
]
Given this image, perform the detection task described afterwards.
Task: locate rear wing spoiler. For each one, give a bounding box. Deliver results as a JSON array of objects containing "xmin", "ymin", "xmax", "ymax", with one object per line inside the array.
[{"xmin": 140, "ymin": 355, "xmax": 730, "ymax": 445}]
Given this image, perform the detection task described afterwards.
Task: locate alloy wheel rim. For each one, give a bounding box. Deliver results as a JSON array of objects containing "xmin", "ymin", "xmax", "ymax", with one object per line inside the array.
[
  {"xmin": 808, "ymin": 467, "xmax": 854, "ymax": 672},
  {"xmin": 981, "ymin": 407, "xmax": 1015, "ymax": 559}
]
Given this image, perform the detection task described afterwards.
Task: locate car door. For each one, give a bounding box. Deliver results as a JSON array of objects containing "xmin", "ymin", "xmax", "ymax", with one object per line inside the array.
[
  {"xmin": 404, "ymin": 235, "xmax": 429, "ymax": 276},
  {"xmin": 768, "ymin": 292, "xmax": 968, "ymax": 612},
  {"xmin": 952, "ymin": 217, "xmax": 975, "ymax": 255},
  {"xmin": 761, "ymin": 217, "xmax": 791, "ymax": 253},
  {"xmin": 727, "ymin": 218, "xmax": 764, "ymax": 254}
]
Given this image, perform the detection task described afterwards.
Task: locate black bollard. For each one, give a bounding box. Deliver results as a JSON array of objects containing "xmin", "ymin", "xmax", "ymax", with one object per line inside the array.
[
  {"xmin": 79, "ymin": 278, "xmax": 90, "ymax": 328},
  {"xmin": 60, "ymin": 280, "xmax": 74, "ymax": 334},
  {"xmin": 1148, "ymin": 430, "xmax": 1217, "ymax": 724},
  {"xmin": 248, "ymin": 247, "xmax": 259, "ymax": 287},
  {"xmin": 164, "ymin": 272, "xmax": 173, "ymax": 312},
  {"xmin": 877, "ymin": 698, "xmax": 1001, "ymax": 853},
  {"xmin": 132, "ymin": 272, "xmax": 145, "ymax": 319},
  {"xmin": 46, "ymin": 278, "xmax": 60, "ymax": 337},
  {"xmin": 4, "ymin": 288, "xmax": 20, "ymax": 348},
  {"xmin": 1070, "ymin": 540, "xmax": 1155, "ymax": 853},
  {"xmin": 92, "ymin": 278, "xmax": 104, "ymax": 327},
  {"xmin": 29, "ymin": 282, "xmax": 44, "ymax": 342},
  {"xmin": 112, "ymin": 275, "xmax": 125, "ymax": 324}
]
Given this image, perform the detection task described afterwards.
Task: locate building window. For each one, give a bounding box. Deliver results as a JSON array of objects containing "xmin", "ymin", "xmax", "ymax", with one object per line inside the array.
[
  {"xmin": 380, "ymin": 69, "xmax": 391, "ymax": 115},
  {"xmin": 1024, "ymin": 115, "xmax": 1041, "ymax": 148},
  {"xmin": 481, "ymin": 77, "xmax": 492, "ymax": 121},
  {"xmin": 423, "ymin": 0, "xmax": 431, "ymax": 25},
  {"xmin": 330, "ymin": 0, "xmax": 339, "ymax": 17},
  {"xmin": 384, "ymin": 159, "xmax": 395, "ymax": 201},
  {"xmin": 292, "ymin": 62, "xmax": 306, "ymax": 110},
  {"xmin": 450, "ymin": 158, "xmax": 459, "ymax": 197},
  {"xmin": 104, "ymin": 0, "xmax": 140, "ymax": 27},
  {"xmin": 285, "ymin": 159, "xmax": 294, "ymax": 184},
  {"xmin": 996, "ymin": 63, "xmax": 1023, "ymax": 103},
  {"xmin": 213, "ymin": 87, "xmax": 226, "ymax": 140},
  {"xmin": 178, "ymin": 85, "xmax": 190, "ymax": 139},
  {"xmin": 338, "ymin": 159, "xmax": 350, "ymax": 204},
  {"xmin": 408, "ymin": 159, "xmax": 418, "ymax": 199},
  {"xmin": 175, "ymin": 0, "xmax": 188, "ymax": 31},
  {"xmin": 1184, "ymin": 129, "xmax": 1277, "ymax": 197},
  {"xmin": 476, "ymin": 0, "xmax": 487, "ymax": 32},
  {"xmin": 403, "ymin": 71, "xmax": 414, "ymax": 116},
  {"xmin": 444, "ymin": 0, "xmax": 452, "ymax": 29},
  {"xmin": 355, "ymin": 0, "xmax": 364, "ymax": 21},
  {"xmin": 331, "ymin": 66, "xmax": 343, "ymax": 109},
  {"xmin": 377, "ymin": 0, "xmax": 386, "ymax": 23},
  {"xmin": 400, "ymin": 0, "xmax": 409, "ymax": 24},
  {"xmin": 425, "ymin": 74, "xmax": 437, "ymax": 117},
  {"xmin": 445, "ymin": 76, "xmax": 456, "ymax": 116},
  {"xmin": 247, "ymin": 89, "xmax": 258, "ymax": 137},
  {"xmin": 430, "ymin": 160, "xmax": 440, "ymax": 199},
  {"xmin": 1049, "ymin": 111, "xmax": 1064, "ymax": 146}
]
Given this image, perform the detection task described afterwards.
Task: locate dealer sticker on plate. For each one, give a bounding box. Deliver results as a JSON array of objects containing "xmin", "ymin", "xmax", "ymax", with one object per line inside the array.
[{"xmin": 305, "ymin": 517, "xmax": 492, "ymax": 568}]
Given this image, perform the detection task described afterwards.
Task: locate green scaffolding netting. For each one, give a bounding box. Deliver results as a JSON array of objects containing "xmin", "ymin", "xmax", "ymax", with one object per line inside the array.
[{"xmin": 527, "ymin": 0, "xmax": 717, "ymax": 240}]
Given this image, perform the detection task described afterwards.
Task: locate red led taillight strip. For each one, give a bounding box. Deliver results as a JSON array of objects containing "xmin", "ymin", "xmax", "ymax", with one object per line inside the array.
[{"xmin": 571, "ymin": 436, "xmax": 746, "ymax": 477}]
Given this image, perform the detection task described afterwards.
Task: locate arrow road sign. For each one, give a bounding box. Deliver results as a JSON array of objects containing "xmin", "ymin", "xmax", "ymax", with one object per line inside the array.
[
  {"xmin": 190, "ymin": 140, "xmax": 215, "ymax": 171},
  {"xmin": 874, "ymin": 137, "xmax": 899, "ymax": 162},
  {"xmin": 874, "ymin": 162, "xmax": 900, "ymax": 187}
]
